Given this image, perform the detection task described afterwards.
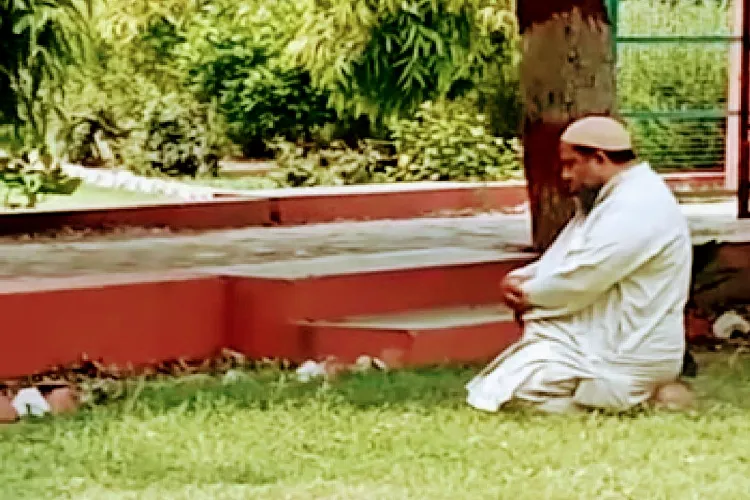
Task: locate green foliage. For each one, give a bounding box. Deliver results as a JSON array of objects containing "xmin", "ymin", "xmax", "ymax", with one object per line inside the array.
[
  {"xmin": 62, "ymin": 108, "xmax": 127, "ymax": 167},
  {"xmin": 390, "ymin": 99, "xmax": 521, "ymax": 181},
  {"xmin": 63, "ymin": 77, "xmax": 231, "ymax": 178},
  {"xmin": 0, "ymin": 0, "xmax": 91, "ymax": 204},
  {"xmin": 58, "ymin": 0, "xmax": 521, "ymax": 179},
  {"xmin": 289, "ymin": 0, "xmax": 517, "ymax": 121},
  {"xmin": 16, "ymin": 0, "xmax": 735, "ymax": 183},
  {"xmin": 179, "ymin": 1, "xmax": 336, "ymax": 157},
  {"xmin": 59, "ymin": 0, "xmax": 233, "ymax": 177},
  {"xmin": 268, "ymin": 98, "xmax": 521, "ymax": 187},
  {"xmin": 0, "ymin": 149, "xmax": 82, "ymax": 208},
  {"xmin": 267, "ymin": 139, "xmax": 396, "ymax": 187},
  {"xmin": 0, "ymin": 0, "xmax": 92, "ymax": 147},
  {"xmin": 121, "ymin": 93, "xmax": 230, "ymax": 178},
  {"xmin": 473, "ymin": 36, "xmax": 522, "ymax": 138}
]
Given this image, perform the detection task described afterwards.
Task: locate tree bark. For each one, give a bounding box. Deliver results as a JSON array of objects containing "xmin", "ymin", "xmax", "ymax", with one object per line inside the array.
[{"xmin": 517, "ymin": 0, "xmax": 616, "ymax": 250}]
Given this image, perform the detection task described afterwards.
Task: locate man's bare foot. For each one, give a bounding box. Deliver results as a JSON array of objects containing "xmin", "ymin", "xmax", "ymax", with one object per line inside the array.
[{"xmin": 650, "ymin": 380, "xmax": 696, "ymax": 411}]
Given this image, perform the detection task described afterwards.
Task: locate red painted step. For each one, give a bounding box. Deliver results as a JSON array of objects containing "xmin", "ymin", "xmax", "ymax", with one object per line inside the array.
[
  {"xmin": 299, "ymin": 304, "xmax": 521, "ymax": 366},
  {"xmin": 216, "ymin": 248, "xmax": 534, "ymax": 362},
  {"xmin": 0, "ymin": 272, "xmax": 226, "ymax": 379}
]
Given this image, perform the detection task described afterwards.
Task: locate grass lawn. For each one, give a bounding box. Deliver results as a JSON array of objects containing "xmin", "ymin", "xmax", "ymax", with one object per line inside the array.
[
  {"xmin": 0, "ymin": 185, "xmax": 171, "ymax": 212},
  {"xmin": 1, "ymin": 351, "xmax": 749, "ymax": 499}
]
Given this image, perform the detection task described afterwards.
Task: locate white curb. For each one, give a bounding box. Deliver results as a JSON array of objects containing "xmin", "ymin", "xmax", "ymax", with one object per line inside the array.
[{"xmin": 61, "ymin": 163, "xmax": 224, "ymax": 202}]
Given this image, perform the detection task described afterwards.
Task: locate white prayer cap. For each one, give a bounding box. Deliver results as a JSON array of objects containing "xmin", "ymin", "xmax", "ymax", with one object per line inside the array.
[{"xmin": 560, "ymin": 116, "xmax": 633, "ymax": 152}]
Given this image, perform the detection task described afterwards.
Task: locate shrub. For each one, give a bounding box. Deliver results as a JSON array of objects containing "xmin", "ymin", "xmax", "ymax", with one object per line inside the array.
[
  {"xmin": 59, "ymin": 1, "xmax": 234, "ymax": 177},
  {"xmin": 0, "ymin": 0, "xmax": 91, "ymax": 142},
  {"xmin": 0, "ymin": 0, "xmax": 91, "ymax": 203},
  {"xmin": 121, "ymin": 93, "xmax": 230, "ymax": 178},
  {"xmin": 267, "ymin": 98, "xmax": 521, "ymax": 187},
  {"xmin": 62, "ymin": 108, "xmax": 128, "ymax": 167},
  {"xmin": 55, "ymin": 0, "xmax": 734, "ymax": 177},
  {"xmin": 267, "ymin": 139, "xmax": 395, "ymax": 187},
  {"xmin": 180, "ymin": 1, "xmax": 336, "ymax": 157},
  {"xmin": 0, "ymin": 149, "xmax": 82, "ymax": 209},
  {"xmin": 389, "ymin": 99, "xmax": 522, "ymax": 181}
]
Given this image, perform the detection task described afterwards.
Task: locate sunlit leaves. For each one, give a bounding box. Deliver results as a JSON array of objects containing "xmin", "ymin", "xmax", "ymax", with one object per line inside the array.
[
  {"xmin": 288, "ymin": 0, "xmax": 517, "ymax": 121},
  {"xmin": 389, "ymin": 99, "xmax": 521, "ymax": 181}
]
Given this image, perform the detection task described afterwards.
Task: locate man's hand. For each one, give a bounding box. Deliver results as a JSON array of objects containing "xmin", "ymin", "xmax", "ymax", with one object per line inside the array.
[{"xmin": 500, "ymin": 276, "xmax": 530, "ymax": 317}]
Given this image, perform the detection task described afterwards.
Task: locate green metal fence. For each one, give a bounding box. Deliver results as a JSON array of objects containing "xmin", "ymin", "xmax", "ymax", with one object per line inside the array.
[{"xmin": 610, "ymin": 0, "xmax": 740, "ymax": 173}]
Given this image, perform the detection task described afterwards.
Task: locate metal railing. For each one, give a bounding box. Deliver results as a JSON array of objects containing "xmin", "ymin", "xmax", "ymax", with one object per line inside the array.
[{"xmin": 609, "ymin": 0, "xmax": 749, "ymax": 217}]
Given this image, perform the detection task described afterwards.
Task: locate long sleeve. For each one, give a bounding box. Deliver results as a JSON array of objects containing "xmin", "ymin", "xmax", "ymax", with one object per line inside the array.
[
  {"xmin": 520, "ymin": 207, "xmax": 667, "ymax": 315},
  {"xmin": 508, "ymin": 217, "xmax": 578, "ymax": 283},
  {"xmin": 507, "ymin": 260, "xmax": 540, "ymax": 281}
]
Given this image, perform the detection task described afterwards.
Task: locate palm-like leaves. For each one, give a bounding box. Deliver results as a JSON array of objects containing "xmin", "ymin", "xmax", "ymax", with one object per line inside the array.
[
  {"xmin": 288, "ymin": 0, "xmax": 517, "ymax": 122},
  {"xmin": 0, "ymin": 0, "xmax": 92, "ymax": 148}
]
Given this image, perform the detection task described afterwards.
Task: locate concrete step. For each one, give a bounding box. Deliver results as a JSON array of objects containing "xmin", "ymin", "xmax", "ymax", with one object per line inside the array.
[
  {"xmin": 299, "ymin": 304, "xmax": 521, "ymax": 366},
  {"xmin": 214, "ymin": 247, "xmax": 534, "ymax": 361}
]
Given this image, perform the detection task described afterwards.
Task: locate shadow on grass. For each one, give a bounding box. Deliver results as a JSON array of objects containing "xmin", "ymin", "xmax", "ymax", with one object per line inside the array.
[
  {"xmin": 123, "ymin": 365, "xmax": 479, "ymax": 415},
  {"xmin": 78, "ymin": 351, "xmax": 750, "ymax": 421}
]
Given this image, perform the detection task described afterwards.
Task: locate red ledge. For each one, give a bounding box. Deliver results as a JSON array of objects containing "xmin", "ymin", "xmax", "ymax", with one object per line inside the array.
[
  {"xmin": 1, "ymin": 237, "xmax": 745, "ymax": 378},
  {"xmin": 0, "ymin": 198, "xmax": 272, "ymax": 236},
  {"xmin": 0, "ymin": 172, "xmax": 727, "ymax": 235},
  {"xmin": 0, "ymin": 271, "xmax": 227, "ymax": 379},
  {"xmin": 0, "ymin": 252, "xmax": 536, "ymax": 378}
]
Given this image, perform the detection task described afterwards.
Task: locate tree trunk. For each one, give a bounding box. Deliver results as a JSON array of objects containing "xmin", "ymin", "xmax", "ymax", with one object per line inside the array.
[{"xmin": 517, "ymin": 0, "xmax": 616, "ymax": 250}]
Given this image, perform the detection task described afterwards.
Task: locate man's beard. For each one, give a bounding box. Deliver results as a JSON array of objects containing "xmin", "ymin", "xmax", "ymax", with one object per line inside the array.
[{"xmin": 575, "ymin": 185, "xmax": 603, "ymax": 214}]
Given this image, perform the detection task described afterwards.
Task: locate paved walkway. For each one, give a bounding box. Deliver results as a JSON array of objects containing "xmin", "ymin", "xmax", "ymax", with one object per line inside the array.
[{"xmin": 0, "ymin": 200, "xmax": 744, "ymax": 278}]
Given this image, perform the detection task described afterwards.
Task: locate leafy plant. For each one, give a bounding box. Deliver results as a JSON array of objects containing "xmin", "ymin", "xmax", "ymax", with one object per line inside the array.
[
  {"xmin": 267, "ymin": 98, "xmax": 521, "ymax": 188},
  {"xmin": 389, "ymin": 99, "xmax": 522, "ymax": 182},
  {"xmin": 0, "ymin": 0, "xmax": 92, "ymax": 204},
  {"xmin": 180, "ymin": 1, "xmax": 336, "ymax": 157},
  {"xmin": 121, "ymin": 93, "xmax": 230, "ymax": 178},
  {"xmin": 0, "ymin": 149, "xmax": 82, "ymax": 209},
  {"xmin": 62, "ymin": 109, "xmax": 128, "ymax": 167},
  {"xmin": 267, "ymin": 138, "xmax": 395, "ymax": 187},
  {"xmin": 48, "ymin": 0, "xmax": 737, "ymax": 179},
  {"xmin": 288, "ymin": 0, "xmax": 517, "ymax": 122},
  {"xmin": 0, "ymin": 0, "xmax": 92, "ymax": 147}
]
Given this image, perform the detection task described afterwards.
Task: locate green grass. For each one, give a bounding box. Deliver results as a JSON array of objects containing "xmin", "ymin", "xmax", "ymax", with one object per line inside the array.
[
  {"xmin": 1, "ymin": 184, "xmax": 172, "ymax": 212},
  {"xmin": 1, "ymin": 351, "xmax": 750, "ymax": 499}
]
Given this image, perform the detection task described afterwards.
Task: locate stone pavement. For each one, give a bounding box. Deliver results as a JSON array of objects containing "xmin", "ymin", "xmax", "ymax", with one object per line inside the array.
[
  {"xmin": 0, "ymin": 200, "xmax": 745, "ymax": 278},
  {"xmin": 0, "ymin": 213, "xmax": 530, "ymax": 278}
]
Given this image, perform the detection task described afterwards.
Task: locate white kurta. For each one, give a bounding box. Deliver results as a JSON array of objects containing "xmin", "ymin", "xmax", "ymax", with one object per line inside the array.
[{"xmin": 466, "ymin": 163, "xmax": 692, "ymax": 413}]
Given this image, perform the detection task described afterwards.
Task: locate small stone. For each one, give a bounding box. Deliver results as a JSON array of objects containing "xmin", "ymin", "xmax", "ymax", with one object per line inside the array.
[
  {"xmin": 352, "ymin": 355, "xmax": 373, "ymax": 373},
  {"xmin": 253, "ymin": 247, "xmax": 276, "ymax": 256},
  {"xmin": 0, "ymin": 395, "xmax": 18, "ymax": 423},
  {"xmin": 12, "ymin": 388, "xmax": 51, "ymax": 417},
  {"xmin": 45, "ymin": 387, "xmax": 80, "ymax": 415},
  {"xmin": 372, "ymin": 358, "xmax": 388, "ymax": 371},
  {"xmin": 222, "ymin": 369, "xmax": 249, "ymax": 385},
  {"xmin": 295, "ymin": 360, "xmax": 326, "ymax": 382}
]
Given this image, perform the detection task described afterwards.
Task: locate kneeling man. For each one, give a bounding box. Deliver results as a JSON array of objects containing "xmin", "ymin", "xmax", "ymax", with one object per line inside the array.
[{"xmin": 466, "ymin": 116, "xmax": 692, "ymax": 414}]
